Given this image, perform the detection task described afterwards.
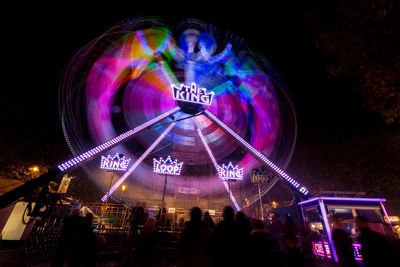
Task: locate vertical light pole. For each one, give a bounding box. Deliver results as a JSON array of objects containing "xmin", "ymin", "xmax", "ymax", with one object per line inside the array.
[
  {"xmin": 257, "ymin": 183, "xmax": 263, "ymax": 221},
  {"xmin": 161, "ymin": 173, "xmax": 168, "ymax": 223},
  {"xmin": 251, "ymin": 169, "xmax": 269, "ymax": 221},
  {"xmin": 101, "ymin": 123, "xmax": 176, "ymax": 202},
  {"xmin": 99, "ymin": 153, "xmax": 131, "ymax": 229},
  {"xmin": 105, "ymin": 171, "xmax": 115, "ymax": 203},
  {"xmin": 153, "ymin": 155, "xmax": 183, "ymax": 226},
  {"xmin": 227, "ymin": 179, "xmax": 232, "ymax": 207},
  {"xmin": 100, "ymin": 171, "xmax": 115, "ymax": 228}
]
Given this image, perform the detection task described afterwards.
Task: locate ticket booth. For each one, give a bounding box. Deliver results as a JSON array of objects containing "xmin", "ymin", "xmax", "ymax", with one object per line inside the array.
[{"xmin": 298, "ymin": 197, "xmax": 394, "ymax": 263}]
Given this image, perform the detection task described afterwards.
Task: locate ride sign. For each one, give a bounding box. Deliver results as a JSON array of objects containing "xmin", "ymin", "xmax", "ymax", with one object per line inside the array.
[
  {"xmin": 100, "ymin": 153, "xmax": 131, "ymax": 171},
  {"xmin": 250, "ymin": 169, "xmax": 270, "ymax": 184},
  {"xmin": 153, "ymin": 156, "xmax": 184, "ymax": 176},
  {"xmin": 217, "ymin": 162, "xmax": 244, "ymax": 180},
  {"xmin": 171, "ymin": 82, "xmax": 214, "ymax": 105}
]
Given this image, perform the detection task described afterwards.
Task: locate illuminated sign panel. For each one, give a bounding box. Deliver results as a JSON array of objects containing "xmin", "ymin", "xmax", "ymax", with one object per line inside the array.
[
  {"xmin": 312, "ymin": 241, "xmax": 330, "ymax": 258},
  {"xmin": 171, "ymin": 82, "xmax": 214, "ymax": 105},
  {"xmin": 168, "ymin": 207, "xmax": 176, "ymax": 214},
  {"xmin": 100, "ymin": 153, "xmax": 130, "ymax": 171},
  {"xmin": 250, "ymin": 169, "xmax": 270, "ymax": 184},
  {"xmin": 312, "ymin": 242, "xmax": 362, "ymax": 261},
  {"xmin": 57, "ymin": 175, "xmax": 72, "ymax": 194},
  {"xmin": 153, "ymin": 156, "xmax": 183, "ymax": 176},
  {"xmin": 177, "ymin": 186, "xmax": 199, "ymax": 195},
  {"xmin": 217, "ymin": 162, "xmax": 244, "ymax": 180}
]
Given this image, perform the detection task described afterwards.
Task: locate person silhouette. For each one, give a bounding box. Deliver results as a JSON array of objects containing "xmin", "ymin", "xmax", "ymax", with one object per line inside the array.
[
  {"xmin": 235, "ymin": 211, "xmax": 251, "ymax": 266},
  {"xmin": 51, "ymin": 209, "xmax": 82, "ymax": 267},
  {"xmin": 204, "ymin": 211, "xmax": 215, "ymax": 229},
  {"xmin": 178, "ymin": 207, "xmax": 211, "ymax": 267},
  {"xmin": 135, "ymin": 216, "xmax": 158, "ymax": 267},
  {"xmin": 212, "ymin": 206, "xmax": 238, "ymax": 267},
  {"xmin": 283, "ymin": 233, "xmax": 304, "ymax": 267},
  {"xmin": 331, "ymin": 215, "xmax": 357, "ymax": 267},
  {"xmin": 356, "ymin": 216, "xmax": 396, "ymax": 266},
  {"xmin": 80, "ymin": 213, "xmax": 97, "ymax": 267},
  {"xmin": 250, "ymin": 220, "xmax": 280, "ymax": 266}
]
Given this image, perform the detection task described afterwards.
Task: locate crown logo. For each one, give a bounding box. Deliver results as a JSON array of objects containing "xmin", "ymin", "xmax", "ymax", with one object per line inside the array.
[
  {"xmin": 171, "ymin": 82, "xmax": 214, "ymax": 105},
  {"xmin": 217, "ymin": 162, "xmax": 244, "ymax": 180},
  {"xmin": 153, "ymin": 155, "xmax": 184, "ymax": 176},
  {"xmin": 100, "ymin": 153, "xmax": 131, "ymax": 171}
]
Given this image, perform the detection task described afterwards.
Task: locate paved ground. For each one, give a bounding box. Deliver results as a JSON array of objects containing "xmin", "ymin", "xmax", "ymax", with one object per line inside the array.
[
  {"xmin": 0, "ymin": 248, "xmax": 25, "ymax": 267},
  {"xmin": 0, "ymin": 242, "xmax": 334, "ymax": 267},
  {"xmin": 0, "ymin": 246, "xmax": 123, "ymax": 267}
]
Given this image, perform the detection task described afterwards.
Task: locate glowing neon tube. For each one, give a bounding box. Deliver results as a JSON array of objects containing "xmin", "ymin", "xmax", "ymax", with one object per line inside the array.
[
  {"xmin": 298, "ymin": 196, "xmax": 386, "ymax": 205},
  {"xmin": 197, "ymin": 128, "xmax": 241, "ymax": 211},
  {"xmin": 203, "ymin": 109, "xmax": 309, "ymax": 196},
  {"xmin": 58, "ymin": 107, "xmax": 180, "ymax": 172},
  {"xmin": 318, "ymin": 199, "xmax": 338, "ymax": 262},
  {"xmin": 101, "ymin": 122, "xmax": 176, "ymax": 202},
  {"xmin": 380, "ymin": 201, "xmax": 395, "ymax": 233}
]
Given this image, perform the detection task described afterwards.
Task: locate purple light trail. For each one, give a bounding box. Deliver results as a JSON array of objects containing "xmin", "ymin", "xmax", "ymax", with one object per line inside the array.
[{"xmin": 58, "ymin": 107, "xmax": 180, "ymax": 172}]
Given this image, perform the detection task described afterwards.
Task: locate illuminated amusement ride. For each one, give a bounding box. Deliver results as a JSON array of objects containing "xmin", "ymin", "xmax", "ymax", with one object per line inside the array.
[
  {"xmin": 0, "ymin": 18, "xmax": 395, "ymax": 264},
  {"xmin": 56, "ymin": 18, "xmax": 308, "ymax": 211}
]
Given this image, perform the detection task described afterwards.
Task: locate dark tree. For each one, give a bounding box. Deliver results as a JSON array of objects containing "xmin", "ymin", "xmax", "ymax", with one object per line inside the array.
[{"xmin": 307, "ymin": 0, "xmax": 400, "ymax": 123}]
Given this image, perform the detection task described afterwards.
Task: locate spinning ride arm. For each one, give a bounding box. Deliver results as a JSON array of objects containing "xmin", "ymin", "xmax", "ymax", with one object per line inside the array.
[
  {"xmin": 197, "ymin": 128, "xmax": 241, "ymax": 211},
  {"xmin": 0, "ymin": 107, "xmax": 181, "ymax": 209},
  {"xmin": 203, "ymin": 109, "xmax": 310, "ymax": 199},
  {"xmin": 101, "ymin": 122, "xmax": 176, "ymax": 201}
]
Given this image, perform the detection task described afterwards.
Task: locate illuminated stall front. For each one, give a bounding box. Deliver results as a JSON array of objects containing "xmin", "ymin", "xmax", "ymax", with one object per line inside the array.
[{"xmin": 298, "ymin": 197, "xmax": 394, "ymax": 263}]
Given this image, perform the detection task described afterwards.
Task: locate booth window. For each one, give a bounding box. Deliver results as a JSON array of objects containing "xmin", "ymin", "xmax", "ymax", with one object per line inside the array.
[{"xmin": 355, "ymin": 209, "xmax": 382, "ymax": 223}]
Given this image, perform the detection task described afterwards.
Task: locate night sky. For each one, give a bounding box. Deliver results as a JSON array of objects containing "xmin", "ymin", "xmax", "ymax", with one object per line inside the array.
[
  {"xmin": 2, "ymin": 3, "xmax": 352, "ymax": 152},
  {"xmin": 2, "ymin": 3, "xmax": 399, "ymax": 212}
]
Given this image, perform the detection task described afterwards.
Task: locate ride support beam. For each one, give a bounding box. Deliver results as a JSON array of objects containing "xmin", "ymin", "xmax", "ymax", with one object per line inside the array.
[
  {"xmin": 197, "ymin": 128, "xmax": 241, "ymax": 211},
  {"xmin": 203, "ymin": 109, "xmax": 309, "ymax": 198},
  {"xmin": 0, "ymin": 107, "xmax": 180, "ymax": 209},
  {"xmin": 58, "ymin": 107, "xmax": 181, "ymax": 173},
  {"xmin": 101, "ymin": 122, "xmax": 176, "ymax": 201}
]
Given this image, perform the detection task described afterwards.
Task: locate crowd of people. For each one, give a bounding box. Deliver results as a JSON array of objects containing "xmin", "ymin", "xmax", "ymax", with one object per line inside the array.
[
  {"xmin": 176, "ymin": 206, "xmax": 301, "ymax": 267},
  {"xmin": 51, "ymin": 209, "xmax": 97, "ymax": 267},
  {"xmin": 331, "ymin": 215, "xmax": 398, "ymax": 267},
  {"xmin": 51, "ymin": 205, "xmax": 399, "ymax": 267}
]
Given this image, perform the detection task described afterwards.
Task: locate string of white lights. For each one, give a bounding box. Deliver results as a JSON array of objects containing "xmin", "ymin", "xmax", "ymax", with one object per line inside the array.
[
  {"xmin": 197, "ymin": 128, "xmax": 241, "ymax": 211},
  {"xmin": 101, "ymin": 122, "xmax": 176, "ymax": 202},
  {"xmin": 58, "ymin": 107, "xmax": 180, "ymax": 172},
  {"xmin": 203, "ymin": 109, "xmax": 309, "ymax": 196}
]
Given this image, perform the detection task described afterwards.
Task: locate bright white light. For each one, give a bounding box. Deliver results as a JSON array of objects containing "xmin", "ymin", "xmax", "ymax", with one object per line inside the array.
[
  {"xmin": 217, "ymin": 162, "xmax": 244, "ymax": 180},
  {"xmin": 101, "ymin": 123, "xmax": 176, "ymax": 202},
  {"xmin": 153, "ymin": 156, "xmax": 183, "ymax": 175},
  {"xmin": 171, "ymin": 82, "xmax": 214, "ymax": 105},
  {"xmin": 100, "ymin": 153, "xmax": 131, "ymax": 171},
  {"xmin": 318, "ymin": 200, "xmax": 339, "ymax": 262}
]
